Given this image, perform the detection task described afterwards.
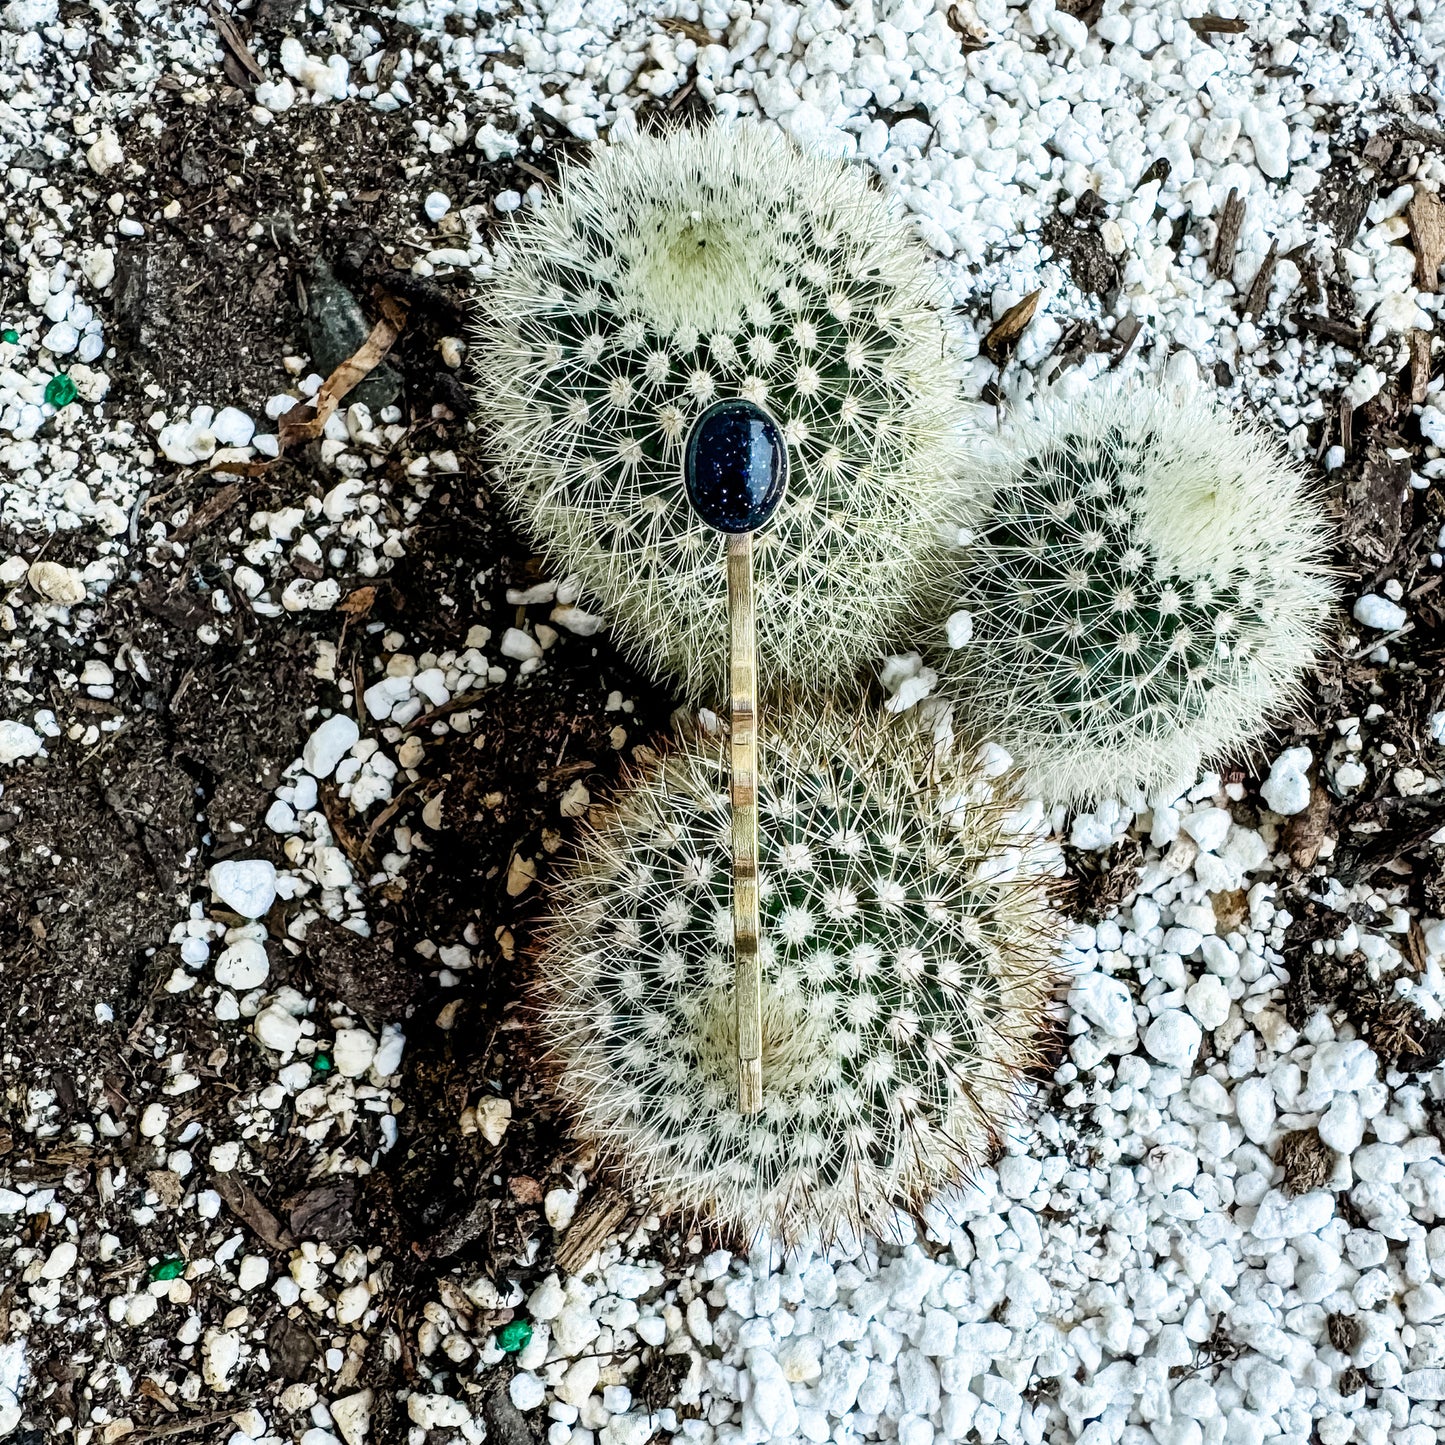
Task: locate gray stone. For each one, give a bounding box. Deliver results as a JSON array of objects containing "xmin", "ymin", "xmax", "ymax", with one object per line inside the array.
[{"xmin": 304, "ymin": 258, "xmax": 401, "ymax": 409}]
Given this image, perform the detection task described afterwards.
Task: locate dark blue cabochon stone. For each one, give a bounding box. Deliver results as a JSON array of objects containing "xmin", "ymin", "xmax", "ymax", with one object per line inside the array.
[{"xmin": 683, "ymin": 399, "xmax": 787, "ymax": 534}]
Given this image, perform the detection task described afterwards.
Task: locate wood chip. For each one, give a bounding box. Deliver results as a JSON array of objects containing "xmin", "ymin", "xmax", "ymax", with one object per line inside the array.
[
  {"xmin": 278, "ymin": 306, "xmax": 407, "ymax": 451},
  {"xmin": 1187, "ymin": 15, "xmax": 1248, "ymax": 34},
  {"xmin": 945, "ymin": 1, "xmax": 988, "ymax": 49},
  {"xmin": 656, "ymin": 14, "xmax": 714, "ymax": 42},
  {"xmin": 286, "ymin": 1179, "xmax": 358, "ymax": 1242},
  {"xmin": 1407, "ymin": 187, "xmax": 1445, "ymax": 292},
  {"xmin": 554, "ymin": 1191, "xmax": 630, "ymax": 1275},
  {"xmin": 1286, "ymin": 243, "xmax": 1321, "ymax": 303},
  {"xmin": 1109, "ymin": 314, "xmax": 1142, "ymax": 367},
  {"xmin": 1284, "ymin": 783, "xmax": 1331, "ymax": 871},
  {"xmin": 1410, "ymin": 328, "xmax": 1434, "ymax": 404},
  {"xmin": 508, "ymin": 1175, "xmax": 544, "ymax": 1205},
  {"xmin": 1213, "ymin": 888, "xmax": 1249, "ymax": 934},
  {"xmin": 1242, "ymin": 238, "xmax": 1280, "ymax": 318},
  {"xmin": 1362, "ymin": 132, "xmax": 1396, "ymax": 165},
  {"xmin": 129, "ymin": 1408, "xmax": 253, "ymax": 1442},
  {"xmin": 138, "ymin": 1378, "xmax": 180, "ymax": 1414},
  {"xmin": 211, "ymin": 1172, "xmax": 295, "ymax": 1252},
  {"xmin": 1294, "ymin": 312, "xmax": 1361, "ymax": 350},
  {"xmin": 981, "ymin": 288, "xmax": 1042, "ymax": 367},
  {"xmin": 1210, "ymin": 188, "xmax": 1245, "ymax": 279},
  {"xmin": 337, "ymin": 585, "xmax": 378, "ymax": 619},
  {"xmin": 207, "ymin": 7, "xmax": 265, "ymax": 83},
  {"xmin": 1134, "ymin": 157, "xmax": 1170, "ymax": 192},
  {"xmin": 146, "ymin": 1170, "xmax": 183, "ymax": 1210},
  {"xmin": 169, "ymin": 482, "xmax": 243, "ymax": 543}
]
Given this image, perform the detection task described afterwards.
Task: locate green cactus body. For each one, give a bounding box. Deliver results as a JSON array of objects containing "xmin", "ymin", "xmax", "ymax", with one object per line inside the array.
[
  {"xmin": 472, "ymin": 123, "xmax": 964, "ymax": 703},
  {"xmin": 535, "ymin": 710, "xmax": 1057, "ymax": 1241},
  {"xmin": 933, "ymin": 389, "xmax": 1334, "ymax": 806}
]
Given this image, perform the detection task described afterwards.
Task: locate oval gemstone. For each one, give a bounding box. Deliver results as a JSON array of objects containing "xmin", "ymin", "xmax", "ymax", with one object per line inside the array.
[{"xmin": 683, "ymin": 399, "xmax": 787, "ymax": 534}]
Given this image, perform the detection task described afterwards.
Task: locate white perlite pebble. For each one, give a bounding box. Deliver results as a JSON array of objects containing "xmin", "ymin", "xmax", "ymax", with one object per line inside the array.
[
  {"xmin": 139, "ymin": 1103, "xmax": 169, "ymax": 1138},
  {"xmin": 1261, "ymin": 747, "xmax": 1313, "ymax": 816},
  {"xmin": 82, "ymin": 247, "xmax": 116, "ymax": 289},
  {"xmin": 1069, "ymin": 973, "xmax": 1135, "ymax": 1037},
  {"xmin": 557, "ymin": 1357, "xmax": 599, "ymax": 1407},
  {"xmin": 332, "ymin": 1028, "xmax": 377, "ymax": 1078},
  {"xmin": 237, "ymin": 1256, "xmax": 269, "ymax": 1291},
  {"xmin": 544, "ymin": 1188, "xmax": 578, "ymax": 1231},
  {"xmin": 336, "ymin": 1283, "xmax": 370, "ymax": 1324},
  {"xmin": 254, "ymin": 1005, "xmax": 303, "ymax": 1054},
  {"xmin": 211, "ymin": 407, "xmax": 256, "ymax": 447},
  {"xmin": 332, "ymin": 1390, "xmax": 374, "ymax": 1445},
  {"xmin": 0, "ymin": 722, "xmax": 42, "ymax": 765},
  {"xmin": 209, "ymin": 1141, "xmax": 241, "ymax": 1172},
  {"xmin": 424, "ymin": 191, "xmax": 451, "ymax": 222},
  {"xmin": 997, "ymin": 1153, "xmax": 1043, "ymax": 1199},
  {"xmin": 1185, "ymin": 975, "xmax": 1230, "ymax": 1030},
  {"xmin": 28, "ymin": 561, "xmax": 86, "ymax": 605},
  {"xmin": 1251, "ymin": 1188, "xmax": 1334, "ymax": 1239},
  {"xmin": 85, "ymin": 130, "xmax": 124, "ymax": 175},
  {"xmin": 208, "ymin": 859, "xmax": 277, "ymax": 918},
  {"xmin": 3, "ymin": 0, "xmax": 59, "ymax": 31},
  {"xmin": 215, "ymin": 939, "xmax": 269, "ymax": 991},
  {"xmin": 372, "ymin": 1023, "xmax": 405, "ymax": 1078},
  {"xmin": 408, "ymin": 1394, "xmax": 471, "ymax": 1429},
  {"xmin": 1319, "ymin": 1093, "xmax": 1365, "ymax": 1153},
  {"xmin": 529, "ymin": 1275, "xmax": 566, "ymax": 1321},
  {"xmin": 500, "ymin": 627, "xmax": 542, "ymax": 662},
  {"xmin": 44, "ymin": 321, "xmax": 79, "ymax": 356},
  {"xmin": 41, "ymin": 1241, "xmax": 77, "ymax": 1279},
  {"xmin": 477, "ymin": 1096, "xmax": 512, "ymax": 1145},
  {"xmin": 303, "ymin": 714, "xmax": 360, "ymax": 777},
  {"xmin": 944, "ymin": 609, "xmax": 973, "ymax": 649},
  {"xmin": 1235, "ymin": 1075, "xmax": 1276, "ymax": 1145},
  {"xmin": 1143, "ymin": 1009, "xmax": 1201, "ymax": 1070},
  {"xmin": 255, "ymin": 78, "xmax": 295, "ymax": 113},
  {"xmin": 1243, "ymin": 102, "xmax": 1291, "ymax": 178},
  {"xmin": 1309, "ymin": 1038, "xmax": 1377, "ymax": 1093},
  {"xmin": 1353, "ymin": 593, "xmax": 1408, "ymax": 631},
  {"xmin": 743, "ymin": 1348, "xmax": 800, "ymax": 1440},
  {"xmin": 1181, "ymin": 807, "xmax": 1231, "ymax": 853},
  {"xmin": 509, "ymin": 1373, "xmax": 546, "ymax": 1410},
  {"xmin": 202, "ymin": 1330, "xmax": 241, "ymax": 1391}
]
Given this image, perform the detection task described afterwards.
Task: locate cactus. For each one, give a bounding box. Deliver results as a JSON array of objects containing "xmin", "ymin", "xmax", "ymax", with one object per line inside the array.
[
  {"xmin": 472, "ymin": 121, "xmax": 963, "ymax": 703},
  {"xmin": 532, "ymin": 706, "xmax": 1058, "ymax": 1241},
  {"xmin": 930, "ymin": 386, "xmax": 1334, "ymax": 807}
]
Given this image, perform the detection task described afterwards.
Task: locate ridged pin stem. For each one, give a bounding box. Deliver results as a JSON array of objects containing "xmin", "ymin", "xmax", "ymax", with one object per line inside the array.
[{"xmin": 728, "ymin": 530, "xmax": 763, "ymax": 1115}]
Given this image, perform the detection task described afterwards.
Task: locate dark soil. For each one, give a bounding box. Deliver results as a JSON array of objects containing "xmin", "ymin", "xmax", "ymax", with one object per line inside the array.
[{"xmin": 0, "ymin": 51, "xmax": 689, "ymax": 1432}]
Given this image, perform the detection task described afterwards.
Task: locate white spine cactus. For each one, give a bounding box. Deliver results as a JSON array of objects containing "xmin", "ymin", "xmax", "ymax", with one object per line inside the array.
[
  {"xmin": 532, "ymin": 706, "xmax": 1058, "ymax": 1242},
  {"xmin": 931, "ymin": 385, "xmax": 1335, "ymax": 807},
  {"xmin": 472, "ymin": 121, "xmax": 964, "ymax": 702}
]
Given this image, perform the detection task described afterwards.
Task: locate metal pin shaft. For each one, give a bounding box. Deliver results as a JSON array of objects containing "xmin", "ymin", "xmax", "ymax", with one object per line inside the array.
[{"xmin": 727, "ymin": 530, "xmax": 763, "ymax": 1115}]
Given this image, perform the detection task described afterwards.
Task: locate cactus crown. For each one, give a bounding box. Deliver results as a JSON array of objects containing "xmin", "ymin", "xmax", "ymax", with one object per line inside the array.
[
  {"xmin": 932, "ymin": 386, "xmax": 1334, "ymax": 806},
  {"xmin": 533, "ymin": 707, "xmax": 1057, "ymax": 1242},
  {"xmin": 471, "ymin": 121, "xmax": 964, "ymax": 703}
]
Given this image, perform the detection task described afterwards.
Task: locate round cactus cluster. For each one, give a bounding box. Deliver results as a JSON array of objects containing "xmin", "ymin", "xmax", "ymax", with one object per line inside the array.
[
  {"xmin": 472, "ymin": 120, "xmax": 963, "ymax": 702},
  {"xmin": 533, "ymin": 708, "xmax": 1057, "ymax": 1241},
  {"xmin": 930, "ymin": 386, "xmax": 1335, "ymax": 807}
]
